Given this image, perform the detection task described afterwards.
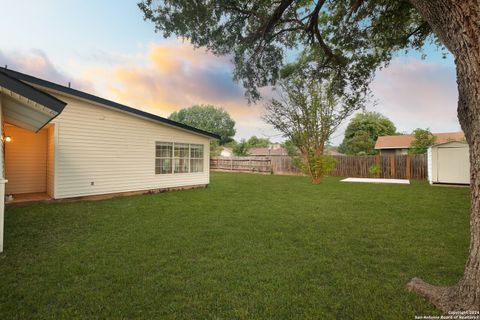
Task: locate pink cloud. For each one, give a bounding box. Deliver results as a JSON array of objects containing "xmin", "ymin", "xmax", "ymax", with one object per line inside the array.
[
  {"xmin": 88, "ymin": 42, "xmax": 276, "ymax": 139},
  {"xmin": 0, "ymin": 43, "xmax": 278, "ymax": 141},
  {"xmin": 0, "ymin": 49, "xmax": 95, "ymax": 93},
  {"xmin": 369, "ymin": 59, "xmax": 460, "ymax": 134},
  {"xmin": 2, "ymin": 47, "xmax": 458, "ymax": 145}
]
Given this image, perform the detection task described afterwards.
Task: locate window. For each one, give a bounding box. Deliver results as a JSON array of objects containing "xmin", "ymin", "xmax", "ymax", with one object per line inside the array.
[
  {"xmin": 174, "ymin": 143, "xmax": 189, "ymax": 173},
  {"xmin": 190, "ymin": 144, "xmax": 204, "ymax": 172},
  {"xmin": 155, "ymin": 142, "xmax": 173, "ymax": 174},
  {"xmin": 155, "ymin": 142, "xmax": 204, "ymax": 174}
]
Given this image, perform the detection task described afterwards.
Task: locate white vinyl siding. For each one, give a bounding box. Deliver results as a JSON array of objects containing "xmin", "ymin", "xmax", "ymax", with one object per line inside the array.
[
  {"xmin": 46, "ymin": 125, "xmax": 55, "ymax": 197},
  {"xmin": 49, "ymin": 94, "xmax": 210, "ymax": 199}
]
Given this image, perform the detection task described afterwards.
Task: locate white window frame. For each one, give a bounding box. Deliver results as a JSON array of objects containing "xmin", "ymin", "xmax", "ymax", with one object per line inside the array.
[
  {"xmin": 190, "ymin": 144, "xmax": 204, "ymax": 173},
  {"xmin": 155, "ymin": 142, "xmax": 173, "ymax": 174},
  {"xmin": 155, "ymin": 142, "xmax": 204, "ymax": 174}
]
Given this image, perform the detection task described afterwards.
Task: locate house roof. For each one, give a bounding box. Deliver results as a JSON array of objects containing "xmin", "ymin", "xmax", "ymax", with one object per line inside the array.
[
  {"xmin": 248, "ymin": 147, "xmax": 288, "ymax": 156},
  {"xmin": 0, "ymin": 70, "xmax": 67, "ymax": 132},
  {"xmin": 375, "ymin": 131, "xmax": 465, "ymax": 149},
  {"xmin": 0, "ymin": 68, "xmax": 220, "ymax": 140}
]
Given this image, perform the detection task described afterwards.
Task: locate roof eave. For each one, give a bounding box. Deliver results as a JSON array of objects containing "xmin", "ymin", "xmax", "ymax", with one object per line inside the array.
[{"xmin": 1, "ymin": 68, "xmax": 220, "ymax": 140}]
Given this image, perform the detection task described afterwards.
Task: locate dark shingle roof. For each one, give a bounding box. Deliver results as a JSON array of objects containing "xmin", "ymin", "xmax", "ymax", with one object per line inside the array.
[{"xmin": 0, "ymin": 69, "xmax": 66, "ymax": 114}]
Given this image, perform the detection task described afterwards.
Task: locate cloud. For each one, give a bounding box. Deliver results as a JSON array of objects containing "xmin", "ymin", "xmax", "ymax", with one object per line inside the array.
[
  {"xmin": 369, "ymin": 58, "xmax": 459, "ymax": 134},
  {"xmin": 0, "ymin": 49, "xmax": 94, "ymax": 92},
  {"xmin": 82, "ymin": 41, "xmax": 277, "ymax": 139},
  {"xmin": 0, "ymin": 46, "xmax": 460, "ymax": 145},
  {"xmin": 0, "ymin": 44, "xmax": 278, "ymax": 141}
]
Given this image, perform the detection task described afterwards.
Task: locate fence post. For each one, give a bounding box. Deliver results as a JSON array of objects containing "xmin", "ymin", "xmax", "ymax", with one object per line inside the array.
[
  {"xmin": 391, "ymin": 155, "xmax": 395, "ymax": 177},
  {"xmin": 231, "ymin": 158, "xmax": 233, "ymax": 171},
  {"xmin": 406, "ymin": 155, "xmax": 411, "ymax": 179}
]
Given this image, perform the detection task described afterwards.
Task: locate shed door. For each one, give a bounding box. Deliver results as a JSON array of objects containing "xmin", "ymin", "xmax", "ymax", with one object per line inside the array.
[{"xmin": 437, "ymin": 147, "xmax": 470, "ymax": 184}]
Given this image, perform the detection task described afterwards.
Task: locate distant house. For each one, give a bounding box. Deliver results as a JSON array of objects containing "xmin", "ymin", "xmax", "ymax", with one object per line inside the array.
[
  {"xmin": 220, "ymin": 147, "xmax": 233, "ymax": 157},
  {"xmin": 375, "ymin": 131, "xmax": 465, "ymax": 155},
  {"xmin": 248, "ymin": 144, "xmax": 288, "ymax": 156},
  {"xmin": 325, "ymin": 146, "xmax": 342, "ymax": 156}
]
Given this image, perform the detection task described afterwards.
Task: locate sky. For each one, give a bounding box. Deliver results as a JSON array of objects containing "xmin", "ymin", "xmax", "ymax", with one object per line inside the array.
[{"xmin": 0, "ymin": 0, "xmax": 461, "ymax": 145}]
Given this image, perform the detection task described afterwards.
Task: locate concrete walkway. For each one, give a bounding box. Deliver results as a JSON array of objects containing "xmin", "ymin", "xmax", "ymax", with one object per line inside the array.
[{"xmin": 341, "ymin": 178, "xmax": 410, "ymax": 184}]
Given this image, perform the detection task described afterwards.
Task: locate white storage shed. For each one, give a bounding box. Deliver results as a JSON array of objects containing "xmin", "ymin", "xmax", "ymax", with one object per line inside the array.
[{"xmin": 427, "ymin": 141, "xmax": 470, "ymax": 185}]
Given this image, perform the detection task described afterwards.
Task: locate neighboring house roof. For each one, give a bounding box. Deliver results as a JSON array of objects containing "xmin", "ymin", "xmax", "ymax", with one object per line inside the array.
[
  {"xmin": 375, "ymin": 131, "xmax": 465, "ymax": 149},
  {"xmin": 0, "ymin": 70, "xmax": 67, "ymax": 131},
  {"xmin": 221, "ymin": 147, "xmax": 233, "ymax": 153},
  {"xmin": 248, "ymin": 147, "xmax": 288, "ymax": 156},
  {"xmin": 1, "ymin": 68, "xmax": 220, "ymax": 140},
  {"xmin": 326, "ymin": 149, "xmax": 342, "ymax": 156}
]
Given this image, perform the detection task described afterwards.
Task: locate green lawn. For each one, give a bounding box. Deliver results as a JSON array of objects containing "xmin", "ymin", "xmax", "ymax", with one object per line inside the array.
[{"xmin": 0, "ymin": 173, "xmax": 470, "ymax": 319}]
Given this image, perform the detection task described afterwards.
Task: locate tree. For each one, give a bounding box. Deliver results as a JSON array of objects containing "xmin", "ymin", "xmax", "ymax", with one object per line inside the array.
[
  {"xmin": 283, "ymin": 139, "xmax": 299, "ymax": 157},
  {"xmin": 140, "ymin": 0, "xmax": 480, "ymax": 311},
  {"xmin": 264, "ymin": 74, "xmax": 354, "ymax": 184},
  {"xmin": 246, "ymin": 136, "xmax": 271, "ymax": 148},
  {"xmin": 409, "ymin": 128, "xmax": 436, "ymax": 154},
  {"xmin": 232, "ymin": 139, "xmax": 249, "ymax": 156},
  {"xmin": 339, "ymin": 112, "xmax": 397, "ymax": 155},
  {"xmin": 231, "ymin": 136, "xmax": 272, "ymax": 156},
  {"xmin": 169, "ymin": 105, "xmax": 236, "ymax": 145}
]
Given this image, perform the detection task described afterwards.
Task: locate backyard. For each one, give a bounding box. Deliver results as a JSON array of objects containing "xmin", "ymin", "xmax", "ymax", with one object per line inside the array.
[{"xmin": 0, "ymin": 172, "xmax": 470, "ymax": 319}]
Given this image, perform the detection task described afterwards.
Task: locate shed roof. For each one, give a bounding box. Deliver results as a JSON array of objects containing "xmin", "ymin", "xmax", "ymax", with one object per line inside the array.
[
  {"xmin": 431, "ymin": 140, "xmax": 468, "ymax": 148},
  {"xmin": 375, "ymin": 131, "xmax": 465, "ymax": 149},
  {"xmin": 248, "ymin": 147, "xmax": 288, "ymax": 156},
  {"xmin": 0, "ymin": 68, "xmax": 220, "ymax": 140}
]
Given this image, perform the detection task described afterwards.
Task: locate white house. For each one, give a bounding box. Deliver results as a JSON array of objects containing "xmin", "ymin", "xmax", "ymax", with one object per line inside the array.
[
  {"xmin": 220, "ymin": 147, "xmax": 233, "ymax": 157},
  {"xmin": 427, "ymin": 141, "xmax": 470, "ymax": 185},
  {"xmin": 0, "ymin": 68, "xmax": 219, "ymax": 252}
]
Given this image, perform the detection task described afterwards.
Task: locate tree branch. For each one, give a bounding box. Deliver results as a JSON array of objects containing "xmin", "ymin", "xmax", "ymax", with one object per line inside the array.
[
  {"xmin": 405, "ymin": 22, "xmax": 430, "ymax": 40},
  {"xmin": 306, "ymin": 0, "xmax": 337, "ymax": 61},
  {"xmin": 346, "ymin": 0, "xmax": 365, "ymax": 22},
  {"xmin": 261, "ymin": 0, "xmax": 296, "ymax": 37}
]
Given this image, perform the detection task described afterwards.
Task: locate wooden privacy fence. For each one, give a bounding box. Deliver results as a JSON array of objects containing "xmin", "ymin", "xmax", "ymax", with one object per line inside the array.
[
  {"xmin": 210, "ymin": 154, "xmax": 428, "ymax": 179},
  {"xmin": 210, "ymin": 157, "xmax": 272, "ymax": 173},
  {"xmin": 330, "ymin": 154, "xmax": 427, "ymax": 179}
]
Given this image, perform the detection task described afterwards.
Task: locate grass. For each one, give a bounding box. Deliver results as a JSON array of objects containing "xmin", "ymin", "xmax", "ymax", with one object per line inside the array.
[{"xmin": 0, "ymin": 172, "xmax": 470, "ymax": 319}]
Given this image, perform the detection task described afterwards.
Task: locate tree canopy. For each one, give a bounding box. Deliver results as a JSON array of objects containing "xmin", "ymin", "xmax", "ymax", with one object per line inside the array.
[
  {"xmin": 409, "ymin": 128, "xmax": 436, "ymax": 154},
  {"xmin": 232, "ymin": 136, "xmax": 272, "ymax": 156},
  {"xmin": 339, "ymin": 112, "xmax": 397, "ymax": 155},
  {"xmin": 246, "ymin": 136, "xmax": 271, "ymax": 148},
  {"xmin": 139, "ymin": 0, "xmax": 437, "ymax": 103},
  {"xmin": 169, "ymin": 105, "xmax": 236, "ymax": 145}
]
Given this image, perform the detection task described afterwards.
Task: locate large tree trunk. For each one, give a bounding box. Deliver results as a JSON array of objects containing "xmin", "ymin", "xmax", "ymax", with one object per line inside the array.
[{"xmin": 406, "ymin": 0, "xmax": 480, "ymax": 312}]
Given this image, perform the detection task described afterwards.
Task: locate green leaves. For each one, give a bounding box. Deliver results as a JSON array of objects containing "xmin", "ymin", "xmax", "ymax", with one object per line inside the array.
[
  {"xmin": 339, "ymin": 112, "xmax": 397, "ymax": 155},
  {"xmin": 264, "ymin": 71, "xmax": 354, "ymax": 183},
  {"xmin": 409, "ymin": 128, "xmax": 436, "ymax": 154},
  {"xmin": 169, "ymin": 104, "xmax": 236, "ymax": 145},
  {"xmin": 139, "ymin": 0, "xmax": 436, "ymax": 102}
]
